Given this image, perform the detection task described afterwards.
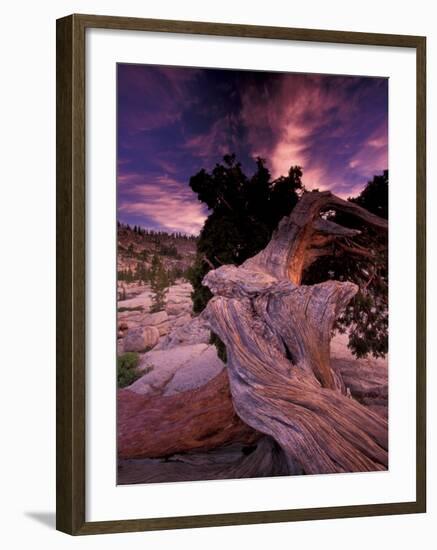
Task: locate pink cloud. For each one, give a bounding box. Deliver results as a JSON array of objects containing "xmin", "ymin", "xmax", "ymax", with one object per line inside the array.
[
  {"xmin": 118, "ymin": 172, "xmax": 207, "ymax": 235},
  {"xmin": 240, "ymin": 75, "xmax": 340, "ymax": 178},
  {"xmin": 239, "ymin": 74, "xmax": 388, "ymax": 194},
  {"xmin": 346, "ymin": 123, "xmax": 388, "ymax": 180}
]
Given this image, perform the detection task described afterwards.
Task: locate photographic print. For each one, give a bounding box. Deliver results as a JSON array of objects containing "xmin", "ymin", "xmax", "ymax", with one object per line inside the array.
[{"xmin": 116, "ymin": 63, "xmax": 389, "ymax": 485}]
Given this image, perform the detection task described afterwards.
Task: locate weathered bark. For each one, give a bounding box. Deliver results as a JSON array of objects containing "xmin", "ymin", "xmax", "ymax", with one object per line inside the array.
[
  {"xmin": 202, "ymin": 191, "xmax": 388, "ymax": 474},
  {"xmin": 117, "ymin": 191, "xmax": 388, "ymax": 476},
  {"xmin": 243, "ymin": 190, "xmax": 387, "ymax": 284},
  {"xmin": 118, "ymin": 369, "xmax": 259, "ymax": 459},
  {"xmin": 118, "ymin": 436, "xmax": 289, "ymax": 484}
]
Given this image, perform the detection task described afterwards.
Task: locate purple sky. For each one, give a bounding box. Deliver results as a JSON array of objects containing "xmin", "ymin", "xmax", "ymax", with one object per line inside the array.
[{"xmin": 117, "ymin": 64, "xmax": 388, "ymax": 235}]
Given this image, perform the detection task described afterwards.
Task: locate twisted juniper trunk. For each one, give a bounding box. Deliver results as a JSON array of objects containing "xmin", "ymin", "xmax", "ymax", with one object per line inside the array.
[{"xmin": 203, "ymin": 191, "xmax": 388, "ymax": 474}]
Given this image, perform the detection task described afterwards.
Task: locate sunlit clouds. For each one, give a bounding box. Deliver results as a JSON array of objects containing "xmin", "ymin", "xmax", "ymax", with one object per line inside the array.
[
  {"xmin": 117, "ymin": 65, "xmax": 388, "ymax": 233},
  {"xmin": 118, "ymin": 173, "xmax": 208, "ymax": 235},
  {"xmin": 239, "ymin": 74, "xmax": 388, "ymax": 196}
]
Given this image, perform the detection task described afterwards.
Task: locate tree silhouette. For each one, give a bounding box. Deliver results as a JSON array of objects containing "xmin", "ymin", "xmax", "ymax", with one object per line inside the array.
[
  {"xmin": 188, "ymin": 154, "xmax": 303, "ymax": 313},
  {"xmin": 189, "ymin": 155, "xmax": 388, "ymax": 358},
  {"xmin": 300, "ymin": 172, "xmax": 388, "ymax": 357},
  {"xmin": 350, "ymin": 170, "xmax": 388, "ymax": 219}
]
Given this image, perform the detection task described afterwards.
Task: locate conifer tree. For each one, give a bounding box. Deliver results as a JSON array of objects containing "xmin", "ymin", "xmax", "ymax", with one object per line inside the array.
[{"xmin": 150, "ymin": 254, "xmax": 169, "ymax": 313}]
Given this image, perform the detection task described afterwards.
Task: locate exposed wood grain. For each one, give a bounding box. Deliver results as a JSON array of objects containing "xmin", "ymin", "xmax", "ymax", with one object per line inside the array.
[
  {"xmin": 74, "ymin": 13, "xmax": 424, "ymax": 48},
  {"xmin": 56, "ymin": 15, "xmax": 86, "ymax": 535},
  {"xmin": 243, "ymin": 191, "xmax": 388, "ymax": 284},
  {"xmin": 203, "ymin": 192, "xmax": 389, "ymax": 474}
]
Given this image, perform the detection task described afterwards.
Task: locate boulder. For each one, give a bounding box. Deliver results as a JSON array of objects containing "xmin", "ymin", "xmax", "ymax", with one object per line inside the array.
[
  {"xmin": 155, "ymin": 315, "xmax": 210, "ymax": 350},
  {"xmin": 330, "ymin": 332, "xmax": 388, "ymax": 420},
  {"xmin": 163, "ymin": 347, "xmax": 223, "ymax": 395},
  {"xmin": 165, "ymin": 301, "xmax": 191, "ymax": 316},
  {"xmin": 142, "ymin": 310, "xmax": 168, "ymax": 326},
  {"xmin": 172, "ymin": 313, "xmax": 192, "ymax": 328},
  {"xmin": 117, "ymin": 282, "xmax": 149, "ymax": 301},
  {"xmin": 117, "ymin": 311, "xmax": 144, "ymax": 322},
  {"xmin": 118, "ymin": 289, "xmax": 153, "ymax": 311},
  {"xmin": 127, "ymin": 343, "xmax": 224, "ymax": 396},
  {"xmin": 117, "ymin": 311, "xmax": 145, "ymax": 332},
  {"xmin": 155, "ymin": 321, "xmax": 171, "ymax": 336},
  {"xmin": 164, "ymin": 282, "xmax": 193, "ymax": 316},
  {"xmin": 123, "ymin": 326, "xmax": 159, "ymax": 352},
  {"xmin": 137, "ymin": 311, "xmax": 171, "ymax": 336},
  {"xmin": 166, "ymin": 282, "xmax": 192, "ymax": 297}
]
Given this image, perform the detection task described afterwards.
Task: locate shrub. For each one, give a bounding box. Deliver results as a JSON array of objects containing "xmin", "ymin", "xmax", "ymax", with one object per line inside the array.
[
  {"xmin": 157, "ymin": 243, "xmax": 181, "ymax": 258},
  {"xmin": 117, "ymin": 352, "xmax": 141, "ymax": 388}
]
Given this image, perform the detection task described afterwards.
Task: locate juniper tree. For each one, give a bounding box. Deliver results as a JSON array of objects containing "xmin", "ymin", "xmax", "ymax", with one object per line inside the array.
[
  {"xmin": 188, "ymin": 154, "xmax": 303, "ymax": 313},
  {"xmin": 188, "ymin": 155, "xmax": 388, "ymax": 358},
  {"xmin": 303, "ymin": 171, "xmax": 388, "ymax": 357}
]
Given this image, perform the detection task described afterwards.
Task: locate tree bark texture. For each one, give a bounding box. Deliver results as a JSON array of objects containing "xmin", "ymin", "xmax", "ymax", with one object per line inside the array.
[
  {"xmin": 117, "ymin": 191, "xmax": 388, "ymax": 478},
  {"xmin": 202, "ymin": 191, "xmax": 388, "ymax": 474}
]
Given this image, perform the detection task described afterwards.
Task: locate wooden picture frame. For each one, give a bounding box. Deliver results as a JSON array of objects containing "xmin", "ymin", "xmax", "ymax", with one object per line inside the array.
[{"xmin": 56, "ymin": 13, "xmax": 426, "ymax": 535}]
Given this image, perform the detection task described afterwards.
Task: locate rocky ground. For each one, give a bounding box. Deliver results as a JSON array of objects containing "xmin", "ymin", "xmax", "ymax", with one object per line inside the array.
[
  {"xmin": 117, "ymin": 224, "xmax": 197, "ymax": 275},
  {"xmin": 117, "ymin": 279, "xmax": 388, "ymax": 485},
  {"xmin": 117, "ymin": 280, "xmax": 223, "ymax": 396},
  {"xmin": 331, "ymin": 332, "xmax": 388, "ymax": 421}
]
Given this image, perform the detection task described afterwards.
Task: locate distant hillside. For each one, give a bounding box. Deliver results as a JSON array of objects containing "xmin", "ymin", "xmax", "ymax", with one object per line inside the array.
[{"xmin": 117, "ymin": 222, "xmax": 197, "ymax": 282}]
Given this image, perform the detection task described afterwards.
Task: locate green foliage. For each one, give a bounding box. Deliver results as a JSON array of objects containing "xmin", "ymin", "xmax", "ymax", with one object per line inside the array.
[
  {"xmin": 157, "ymin": 243, "xmax": 181, "ymax": 258},
  {"xmin": 135, "ymin": 262, "xmax": 150, "ymax": 283},
  {"xmin": 138, "ymin": 248, "xmax": 149, "ymax": 261},
  {"xmin": 189, "ymin": 155, "xmax": 388, "ymax": 359},
  {"xmin": 118, "ymin": 267, "xmax": 135, "ymax": 282},
  {"xmin": 188, "ymin": 154, "xmax": 303, "ymax": 313},
  {"xmin": 169, "ymin": 266, "xmax": 184, "ymax": 280},
  {"xmin": 117, "ymin": 306, "xmax": 144, "ymax": 313},
  {"xmin": 118, "ymin": 222, "xmax": 198, "ymax": 242},
  {"xmin": 303, "ymin": 171, "xmax": 389, "ymax": 358},
  {"xmin": 117, "ymin": 352, "xmax": 140, "ymax": 388},
  {"xmin": 127, "ymin": 243, "xmax": 135, "ymax": 257},
  {"xmin": 187, "ymin": 259, "xmax": 214, "ymax": 314},
  {"xmin": 350, "ymin": 170, "xmax": 388, "ymax": 219},
  {"xmin": 150, "ymin": 254, "xmax": 170, "ymax": 313},
  {"xmin": 340, "ymin": 289, "xmax": 388, "ymax": 358}
]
